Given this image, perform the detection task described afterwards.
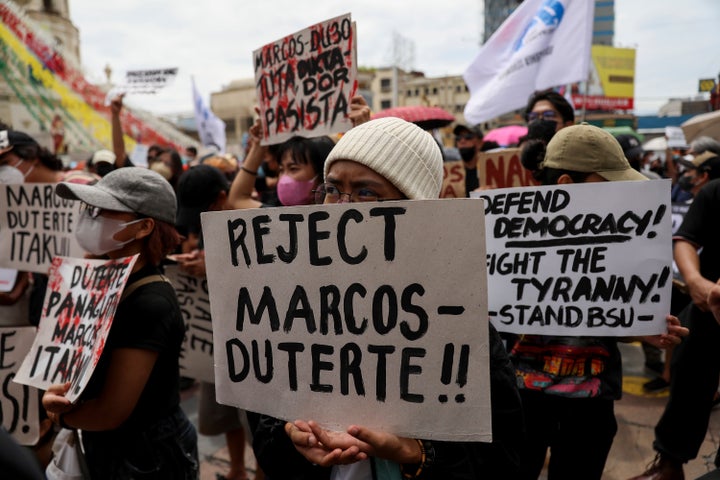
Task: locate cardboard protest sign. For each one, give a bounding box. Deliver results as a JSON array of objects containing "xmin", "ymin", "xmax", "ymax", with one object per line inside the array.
[
  {"xmin": 201, "ymin": 200, "xmax": 491, "ymax": 441},
  {"xmin": 254, "ymin": 13, "xmax": 357, "ymax": 145},
  {"xmin": 104, "ymin": 68, "xmax": 179, "ymax": 103},
  {"xmin": 477, "ymin": 148, "xmax": 539, "ymax": 189},
  {"xmin": 165, "ymin": 265, "xmax": 214, "ymax": 383},
  {"xmin": 14, "ymin": 255, "xmax": 137, "ymax": 402},
  {"xmin": 1, "ymin": 327, "xmax": 39, "ymax": 445},
  {"xmin": 440, "ymin": 161, "xmax": 466, "ymax": 198},
  {"xmin": 0, "ymin": 183, "xmax": 85, "ymax": 273},
  {"xmin": 473, "ymin": 180, "xmax": 672, "ymax": 336},
  {"xmin": 665, "ymin": 126, "xmax": 688, "ymax": 149}
]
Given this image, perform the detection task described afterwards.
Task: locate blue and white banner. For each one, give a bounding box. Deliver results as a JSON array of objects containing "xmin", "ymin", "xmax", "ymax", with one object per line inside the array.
[
  {"xmin": 192, "ymin": 78, "xmax": 226, "ymax": 153},
  {"xmin": 463, "ymin": 0, "xmax": 593, "ymax": 124}
]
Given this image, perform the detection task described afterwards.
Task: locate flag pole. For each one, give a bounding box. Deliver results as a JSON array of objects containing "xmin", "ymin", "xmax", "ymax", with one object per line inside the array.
[{"xmin": 580, "ymin": 70, "xmax": 590, "ymax": 123}]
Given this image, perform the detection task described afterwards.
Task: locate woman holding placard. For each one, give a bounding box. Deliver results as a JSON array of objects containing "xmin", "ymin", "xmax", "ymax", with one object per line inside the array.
[
  {"xmin": 42, "ymin": 167, "xmax": 199, "ymax": 479},
  {"xmin": 248, "ymin": 118, "xmax": 525, "ymax": 479}
]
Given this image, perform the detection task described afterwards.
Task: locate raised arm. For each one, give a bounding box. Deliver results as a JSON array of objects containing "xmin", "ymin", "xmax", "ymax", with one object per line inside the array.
[
  {"xmin": 228, "ymin": 118, "xmax": 265, "ymax": 210},
  {"xmin": 111, "ymin": 94, "xmax": 127, "ymax": 168}
]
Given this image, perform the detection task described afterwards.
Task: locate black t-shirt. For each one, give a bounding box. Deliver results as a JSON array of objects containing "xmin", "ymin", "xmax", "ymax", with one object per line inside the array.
[
  {"xmin": 82, "ymin": 264, "xmax": 184, "ymax": 432},
  {"xmin": 465, "ymin": 166, "xmax": 479, "ymax": 197},
  {"xmin": 674, "ymin": 178, "xmax": 720, "ymax": 282}
]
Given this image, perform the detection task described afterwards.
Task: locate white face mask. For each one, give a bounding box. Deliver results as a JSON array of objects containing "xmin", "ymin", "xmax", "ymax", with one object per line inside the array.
[
  {"xmin": 11, "ymin": 159, "xmax": 34, "ymax": 180},
  {"xmin": 75, "ymin": 209, "xmax": 144, "ymax": 256},
  {"xmin": 0, "ymin": 164, "xmax": 24, "ymax": 184}
]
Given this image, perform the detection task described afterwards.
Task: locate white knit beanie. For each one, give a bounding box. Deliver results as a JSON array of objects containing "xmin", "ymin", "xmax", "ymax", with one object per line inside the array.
[{"xmin": 324, "ymin": 117, "xmax": 444, "ymax": 200}]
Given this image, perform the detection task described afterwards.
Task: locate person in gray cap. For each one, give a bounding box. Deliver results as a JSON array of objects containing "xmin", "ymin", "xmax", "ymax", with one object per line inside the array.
[
  {"xmin": 42, "ymin": 167, "xmax": 199, "ymax": 479},
  {"xmin": 249, "ymin": 117, "xmax": 525, "ymax": 479}
]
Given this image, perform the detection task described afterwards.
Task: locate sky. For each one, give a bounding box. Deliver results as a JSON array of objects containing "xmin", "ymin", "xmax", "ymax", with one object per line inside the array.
[{"xmin": 66, "ymin": 0, "xmax": 720, "ymax": 117}]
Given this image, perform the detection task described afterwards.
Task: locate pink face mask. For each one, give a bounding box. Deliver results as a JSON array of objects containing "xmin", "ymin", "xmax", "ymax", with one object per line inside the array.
[{"xmin": 277, "ymin": 175, "xmax": 316, "ymax": 206}]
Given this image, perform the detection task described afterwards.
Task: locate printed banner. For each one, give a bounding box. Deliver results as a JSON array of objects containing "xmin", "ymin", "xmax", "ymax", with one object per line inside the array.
[
  {"xmin": 478, "ymin": 148, "xmax": 539, "ymax": 189},
  {"xmin": 165, "ymin": 265, "xmax": 214, "ymax": 383},
  {"xmin": 0, "ymin": 184, "xmax": 84, "ymax": 274},
  {"xmin": 14, "ymin": 255, "xmax": 138, "ymax": 403},
  {"xmin": 254, "ymin": 13, "xmax": 357, "ymax": 145},
  {"xmin": 1, "ymin": 326, "xmax": 40, "ymax": 445},
  {"xmin": 473, "ymin": 180, "xmax": 672, "ymax": 336},
  {"xmin": 201, "ymin": 200, "xmax": 491, "ymax": 441}
]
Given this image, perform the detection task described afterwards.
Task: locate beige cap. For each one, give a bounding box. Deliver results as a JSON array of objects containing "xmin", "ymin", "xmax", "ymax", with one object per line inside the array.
[{"xmin": 543, "ymin": 123, "xmax": 647, "ymax": 182}]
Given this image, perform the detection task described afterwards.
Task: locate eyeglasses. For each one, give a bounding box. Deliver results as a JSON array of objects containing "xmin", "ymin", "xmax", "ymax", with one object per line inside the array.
[
  {"xmin": 81, "ymin": 204, "xmax": 104, "ymax": 218},
  {"xmin": 455, "ymin": 134, "xmax": 476, "ymax": 142},
  {"xmin": 312, "ymin": 183, "xmax": 384, "ymax": 204},
  {"xmin": 527, "ymin": 110, "xmax": 558, "ymax": 122}
]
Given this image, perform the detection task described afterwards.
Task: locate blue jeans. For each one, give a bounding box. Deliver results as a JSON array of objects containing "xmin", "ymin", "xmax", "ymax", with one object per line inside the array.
[{"xmin": 83, "ymin": 407, "xmax": 199, "ymax": 479}]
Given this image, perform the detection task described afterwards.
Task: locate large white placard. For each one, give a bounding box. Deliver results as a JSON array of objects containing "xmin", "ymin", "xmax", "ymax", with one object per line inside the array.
[
  {"xmin": 0, "ymin": 326, "xmax": 40, "ymax": 445},
  {"xmin": 14, "ymin": 255, "xmax": 137, "ymax": 403},
  {"xmin": 253, "ymin": 13, "xmax": 357, "ymax": 145},
  {"xmin": 0, "ymin": 184, "xmax": 85, "ymax": 273},
  {"xmin": 201, "ymin": 200, "xmax": 491, "ymax": 441},
  {"xmin": 165, "ymin": 265, "xmax": 215, "ymax": 383},
  {"xmin": 473, "ymin": 180, "xmax": 672, "ymax": 336}
]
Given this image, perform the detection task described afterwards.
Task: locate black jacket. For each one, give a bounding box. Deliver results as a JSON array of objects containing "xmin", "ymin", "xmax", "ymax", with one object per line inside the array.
[{"xmin": 248, "ymin": 323, "xmax": 524, "ymax": 479}]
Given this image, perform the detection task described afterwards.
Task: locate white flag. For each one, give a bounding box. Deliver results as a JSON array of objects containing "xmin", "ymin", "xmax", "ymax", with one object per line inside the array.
[
  {"xmin": 463, "ymin": 0, "xmax": 593, "ymax": 124},
  {"xmin": 192, "ymin": 78, "xmax": 226, "ymax": 153}
]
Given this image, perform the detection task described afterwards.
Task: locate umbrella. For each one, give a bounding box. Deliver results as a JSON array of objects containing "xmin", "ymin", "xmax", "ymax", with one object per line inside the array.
[
  {"xmin": 642, "ymin": 136, "xmax": 667, "ymax": 151},
  {"xmin": 681, "ymin": 110, "xmax": 720, "ymax": 143},
  {"xmin": 483, "ymin": 125, "xmax": 528, "ymax": 147},
  {"xmin": 603, "ymin": 126, "xmax": 644, "ymax": 142},
  {"xmin": 371, "ymin": 106, "xmax": 455, "ymax": 130}
]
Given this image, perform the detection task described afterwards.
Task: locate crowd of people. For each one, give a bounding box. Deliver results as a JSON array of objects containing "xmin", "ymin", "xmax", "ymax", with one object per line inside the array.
[{"xmin": 2, "ymin": 87, "xmax": 720, "ymax": 480}]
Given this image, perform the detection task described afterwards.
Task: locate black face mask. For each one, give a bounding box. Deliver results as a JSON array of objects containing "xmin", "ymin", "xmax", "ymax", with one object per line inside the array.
[
  {"xmin": 95, "ymin": 162, "xmax": 114, "ymax": 177},
  {"xmin": 459, "ymin": 147, "xmax": 476, "ymax": 162},
  {"xmin": 527, "ymin": 119, "xmax": 558, "ymax": 144},
  {"xmin": 677, "ymin": 174, "xmax": 696, "ymax": 192}
]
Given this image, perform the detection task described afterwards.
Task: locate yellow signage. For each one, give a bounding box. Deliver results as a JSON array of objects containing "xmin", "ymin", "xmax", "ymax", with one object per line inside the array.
[
  {"xmin": 591, "ymin": 45, "xmax": 636, "ymax": 98},
  {"xmin": 699, "ymin": 78, "xmax": 716, "ymax": 93}
]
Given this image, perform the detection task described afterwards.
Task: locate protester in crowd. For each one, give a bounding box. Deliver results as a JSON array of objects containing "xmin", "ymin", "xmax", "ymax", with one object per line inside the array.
[
  {"xmin": 0, "ymin": 137, "xmax": 31, "ymax": 326},
  {"xmin": 616, "ymin": 134, "xmax": 662, "ymax": 180},
  {"xmin": 0, "ymin": 129, "xmax": 64, "ymax": 183},
  {"xmin": 453, "ymin": 122, "xmax": 484, "ymax": 196},
  {"xmin": 670, "ymin": 136, "xmax": 720, "ymax": 203},
  {"xmin": 87, "ymin": 148, "xmax": 116, "ymax": 178},
  {"xmin": 519, "ymin": 90, "xmax": 575, "ymax": 182},
  {"xmin": 249, "ymin": 117, "xmax": 525, "ymax": 479},
  {"xmin": 253, "ymin": 144, "xmax": 281, "ymax": 206},
  {"xmin": 175, "ymin": 164, "xmax": 263, "ymax": 480},
  {"xmin": 688, "ymin": 136, "xmax": 720, "ymax": 156},
  {"xmin": 43, "ymin": 167, "xmax": 198, "ymax": 479},
  {"xmin": 630, "ymin": 174, "xmax": 720, "ymax": 480},
  {"xmin": 186, "ymin": 145, "xmax": 199, "ymax": 166},
  {"xmin": 155, "ymin": 147, "xmax": 184, "ymax": 190},
  {"xmin": 228, "ymin": 119, "xmax": 334, "ymax": 209},
  {"xmin": 517, "ymin": 124, "xmax": 687, "ymax": 480},
  {"xmin": 675, "ymin": 151, "xmax": 720, "ymax": 199},
  {"xmin": 202, "ymin": 152, "xmax": 239, "ymax": 182}
]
